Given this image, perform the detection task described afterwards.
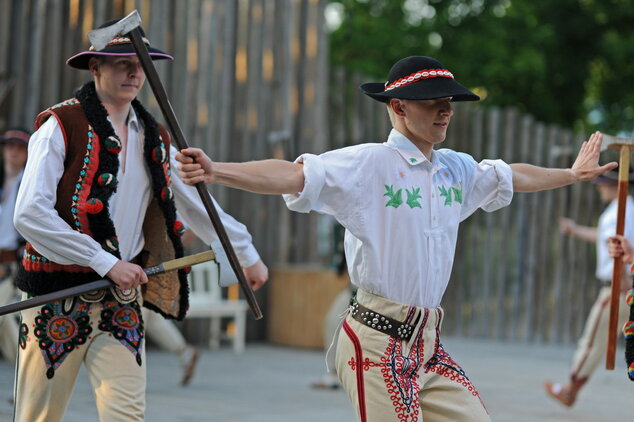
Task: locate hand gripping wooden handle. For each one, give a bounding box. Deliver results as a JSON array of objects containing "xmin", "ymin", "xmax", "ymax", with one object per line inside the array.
[
  {"xmin": 0, "ymin": 251, "xmax": 217, "ymax": 317},
  {"xmin": 606, "ymin": 147, "xmax": 630, "ymax": 369}
]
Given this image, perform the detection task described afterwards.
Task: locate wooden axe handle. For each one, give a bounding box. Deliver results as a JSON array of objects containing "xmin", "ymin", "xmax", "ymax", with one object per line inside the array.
[
  {"xmin": 0, "ymin": 251, "xmax": 216, "ymax": 317},
  {"xmin": 606, "ymin": 147, "xmax": 630, "ymax": 369},
  {"xmin": 126, "ymin": 28, "xmax": 263, "ymax": 320}
]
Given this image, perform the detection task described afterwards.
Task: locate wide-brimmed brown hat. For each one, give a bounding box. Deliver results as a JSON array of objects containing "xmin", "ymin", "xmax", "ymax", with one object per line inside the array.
[
  {"xmin": 360, "ymin": 56, "xmax": 479, "ymax": 103},
  {"xmin": 66, "ymin": 19, "xmax": 173, "ymax": 70},
  {"xmin": 0, "ymin": 129, "xmax": 30, "ymax": 146}
]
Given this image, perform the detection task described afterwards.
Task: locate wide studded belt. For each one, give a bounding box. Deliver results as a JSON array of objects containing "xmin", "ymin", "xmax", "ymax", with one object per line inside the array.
[{"xmin": 350, "ymin": 301, "xmax": 418, "ymax": 341}]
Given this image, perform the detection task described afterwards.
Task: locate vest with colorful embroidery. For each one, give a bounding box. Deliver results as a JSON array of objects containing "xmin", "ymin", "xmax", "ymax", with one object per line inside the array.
[{"xmin": 15, "ymin": 83, "xmax": 190, "ymax": 320}]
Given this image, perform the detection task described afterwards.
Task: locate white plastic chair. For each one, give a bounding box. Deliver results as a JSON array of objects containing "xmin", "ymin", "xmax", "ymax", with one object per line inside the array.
[{"xmin": 187, "ymin": 260, "xmax": 248, "ymax": 353}]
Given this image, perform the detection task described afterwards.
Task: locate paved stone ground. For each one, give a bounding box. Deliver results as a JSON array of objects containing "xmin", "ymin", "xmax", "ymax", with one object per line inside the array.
[{"xmin": 0, "ymin": 336, "xmax": 631, "ymax": 421}]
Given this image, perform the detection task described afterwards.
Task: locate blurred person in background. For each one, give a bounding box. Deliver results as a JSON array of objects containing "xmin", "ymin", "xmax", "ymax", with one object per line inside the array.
[
  {"xmin": 0, "ymin": 128, "xmax": 29, "ymax": 366},
  {"xmin": 545, "ymin": 168, "xmax": 634, "ymax": 407}
]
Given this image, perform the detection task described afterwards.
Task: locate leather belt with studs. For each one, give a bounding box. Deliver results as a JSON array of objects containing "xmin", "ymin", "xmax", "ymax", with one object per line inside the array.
[{"xmin": 350, "ymin": 301, "xmax": 417, "ymax": 341}]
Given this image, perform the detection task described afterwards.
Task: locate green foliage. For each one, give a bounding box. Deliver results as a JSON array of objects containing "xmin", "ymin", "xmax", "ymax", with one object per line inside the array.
[{"xmin": 328, "ymin": 0, "xmax": 634, "ymax": 134}]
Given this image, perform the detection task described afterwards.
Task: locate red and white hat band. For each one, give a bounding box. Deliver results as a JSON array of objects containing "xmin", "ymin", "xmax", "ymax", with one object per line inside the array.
[
  {"xmin": 88, "ymin": 36, "xmax": 150, "ymax": 51},
  {"xmin": 384, "ymin": 68, "xmax": 454, "ymax": 91}
]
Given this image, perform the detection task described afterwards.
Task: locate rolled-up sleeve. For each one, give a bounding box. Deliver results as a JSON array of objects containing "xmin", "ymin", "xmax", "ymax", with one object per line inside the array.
[
  {"xmin": 460, "ymin": 158, "xmax": 514, "ymax": 220},
  {"xmin": 282, "ymin": 153, "xmax": 326, "ymax": 213},
  {"xmin": 282, "ymin": 146, "xmax": 367, "ymax": 233}
]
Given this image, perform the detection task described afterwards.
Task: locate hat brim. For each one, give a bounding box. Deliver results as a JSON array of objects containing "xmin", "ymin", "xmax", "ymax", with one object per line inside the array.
[
  {"xmin": 67, "ymin": 44, "xmax": 173, "ymax": 70},
  {"xmin": 360, "ymin": 77, "xmax": 479, "ymax": 103}
]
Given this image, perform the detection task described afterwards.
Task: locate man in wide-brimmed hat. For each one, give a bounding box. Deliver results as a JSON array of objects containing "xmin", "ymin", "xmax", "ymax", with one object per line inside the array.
[
  {"xmin": 0, "ymin": 129, "xmax": 29, "ymax": 368},
  {"xmin": 12, "ymin": 18, "xmax": 268, "ymax": 422},
  {"xmin": 175, "ymin": 55, "xmax": 616, "ymax": 421},
  {"xmin": 545, "ymin": 167, "xmax": 634, "ymax": 407}
]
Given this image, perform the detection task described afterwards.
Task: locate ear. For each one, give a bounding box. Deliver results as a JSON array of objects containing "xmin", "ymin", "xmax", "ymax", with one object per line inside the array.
[
  {"xmin": 388, "ymin": 99, "xmax": 406, "ymax": 118},
  {"xmin": 88, "ymin": 57, "xmax": 99, "ymax": 75}
]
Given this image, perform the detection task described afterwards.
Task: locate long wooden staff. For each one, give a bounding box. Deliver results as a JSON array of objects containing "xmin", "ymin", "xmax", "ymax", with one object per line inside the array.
[
  {"xmin": 88, "ymin": 11, "xmax": 263, "ymax": 319},
  {"xmin": 604, "ymin": 135, "xmax": 634, "ymax": 369},
  {"xmin": 0, "ymin": 251, "xmax": 216, "ymax": 317}
]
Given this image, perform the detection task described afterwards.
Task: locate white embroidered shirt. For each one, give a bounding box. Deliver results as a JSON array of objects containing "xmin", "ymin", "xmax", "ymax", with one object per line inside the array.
[{"xmin": 284, "ymin": 129, "xmax": 513, "ymax": 308}]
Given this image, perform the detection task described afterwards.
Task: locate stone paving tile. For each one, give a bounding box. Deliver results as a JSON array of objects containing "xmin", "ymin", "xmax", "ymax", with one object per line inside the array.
[{"xmin": 0, "ymin": 337, "xmax": 631, "ymax": 421}]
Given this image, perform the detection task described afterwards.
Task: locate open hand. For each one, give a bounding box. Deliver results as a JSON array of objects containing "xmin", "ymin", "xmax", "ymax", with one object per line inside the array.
[{"xmin": 571, "ymin": 132, "xmax": 617, "ymax": 182}]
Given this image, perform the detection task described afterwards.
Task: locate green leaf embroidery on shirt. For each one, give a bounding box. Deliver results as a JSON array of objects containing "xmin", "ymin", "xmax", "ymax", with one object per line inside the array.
[
  {"xmin": 384, "ymin": 184, "xmax": 403, "ymax": 208},
  {"xmin": 438, "ymin": 185, "xmax": 452, "ymax": 206},
  {"xmin": 409, "ymin": 157, "xmax": 417, "ymax": 163},
  {"xmin": 452, "ymin": 184, "xmax": 463, "ymax": 204},
  {"xmin": 406, "ymin": 187, "xmax": 422, "ymax": 208}
]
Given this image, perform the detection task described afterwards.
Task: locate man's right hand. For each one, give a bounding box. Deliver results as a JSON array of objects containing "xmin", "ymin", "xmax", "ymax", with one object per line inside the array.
[
  {"xmin": 558, "ymin": 217, "xmax": 576, "ymax": 236},
  {"xmin": 176, "ymin": 147, "xmax": 214, "ymax": 186},
  {"xmin": 608, "ymin": 235, "xmax": 634, "ymax": 264},
  {"xmin": 106, "ymin": 260, "xmax": 148, "ymax": 290}
]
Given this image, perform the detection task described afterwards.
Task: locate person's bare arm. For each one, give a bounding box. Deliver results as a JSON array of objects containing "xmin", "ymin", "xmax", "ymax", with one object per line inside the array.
[
  {"xmin": 559, "ymin": 217, "xmax": 598, "ymax": 243},
  {"xmin": 176, "ymin": 148, "xmax": 305, "ymax": 194},
  {"xmin": 511, "ymin": 132, "xmax": 617, "ymax": 192}
]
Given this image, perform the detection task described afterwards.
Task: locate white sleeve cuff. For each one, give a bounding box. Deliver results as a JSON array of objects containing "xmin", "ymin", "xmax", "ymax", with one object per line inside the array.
[
  {"xmin": 283, "ymin": 154, "xmax": 326, "ymax": 213},
  {"xmin": 480, "ymin": 159, "xmax": 514, "ymax": 212},
  {"xmin": 89, "ymin": 250, "xmax": 120, "ymax": 277},
  {"xmin": 236, "ymin": 243, "xmax": 261, "ymax": 268}
]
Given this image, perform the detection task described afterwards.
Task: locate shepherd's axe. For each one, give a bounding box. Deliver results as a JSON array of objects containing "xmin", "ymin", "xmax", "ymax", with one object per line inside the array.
[
  {"xmin": 0, "ymin": 251, "xmax": 216, "ymax": 317},
  {"xmin": 601, "ymin": 134, "xmax": 634, "ymax": 369},
  {"xmin": 88, "ymin": 11, "xmax": 263, "ymax": 319}
]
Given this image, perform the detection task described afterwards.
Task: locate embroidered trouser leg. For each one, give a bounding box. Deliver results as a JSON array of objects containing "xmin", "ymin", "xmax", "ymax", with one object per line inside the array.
[
  {"xmin": 570, "ymin": 286, "xmax": 629, "ymax": 382},
  {"xmin": 0, "ymin": 278, "xmax": 18, "ymax": 363},
  {"xmin": 336, "ymin": 289, "xmax": 489, "ymax": 422},
  {"xmin": 14, "ymin": 296, "xmax": 145, "ymax": 422}
]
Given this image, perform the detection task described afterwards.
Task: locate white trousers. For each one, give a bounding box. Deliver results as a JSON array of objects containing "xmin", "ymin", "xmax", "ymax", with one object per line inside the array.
[
  {"xmin": 570, "ymin": 286, "xmax": 629, "ymax": 382},
  {"xmin": 0, "ymin": 277, "xmax": 18, "ymax": 363}
]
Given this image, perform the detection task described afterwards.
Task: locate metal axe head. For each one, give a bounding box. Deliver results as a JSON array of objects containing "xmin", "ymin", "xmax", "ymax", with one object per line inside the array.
[
  {"xmin": 88, "ymin": 10, "xmax": 142, "ymax": 51},
  {"xmin": 601, "ymin": 134, "xmax": 634, "ymax": 151}
]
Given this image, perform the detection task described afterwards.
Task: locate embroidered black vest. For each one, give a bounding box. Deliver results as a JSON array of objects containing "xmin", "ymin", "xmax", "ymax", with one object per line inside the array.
[{"xmin": 15, "ymin": 82, "xmax": 190, "ymax": 320}]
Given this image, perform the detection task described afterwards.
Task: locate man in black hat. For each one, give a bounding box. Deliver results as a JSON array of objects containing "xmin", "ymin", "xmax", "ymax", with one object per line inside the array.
[
  {"xmin": 545, "ymin": 168, "xmax": 634, "ymax": 407},
  {"xmin": 176, "ymin": 55, "xmax": 615, "ymax": 421},
  {"xmin": 0, "ymin": 129, "xmax": 29, "ymax": 366},
  {"xmin": 12, "ymin": 19, "xmax": 268, "ymax": 422}
]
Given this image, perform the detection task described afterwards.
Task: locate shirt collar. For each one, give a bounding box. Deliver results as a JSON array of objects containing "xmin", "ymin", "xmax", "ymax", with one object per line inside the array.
[
  {"xmin": 127, "ymin": 106, "xmax": 140, "ymax": 132},
  {"xmin": 105, "ymin": 106, "xmax": 141, "ymax": 132},
  {"xmin": 384, "ymin": 129, "xmax": 446, "ymax": 173}
]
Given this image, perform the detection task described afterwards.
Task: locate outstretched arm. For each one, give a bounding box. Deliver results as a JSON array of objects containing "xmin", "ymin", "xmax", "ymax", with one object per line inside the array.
[
  {"xmin": 510, "ymin": 132, "xmax": 617, "ymax": 192},
  {"xmin": 176, "ymin": 147, "xmax": 305, "ymax": 194},
  {"xmin": 559, "ymin": 217, "xmax": 598, "ymax": 243}
]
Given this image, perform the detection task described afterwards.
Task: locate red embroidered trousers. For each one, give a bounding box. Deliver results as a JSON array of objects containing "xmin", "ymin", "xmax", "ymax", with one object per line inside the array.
[{"xmin": 336, "ymin": 289, "xmax": 490, "ymax": 422}]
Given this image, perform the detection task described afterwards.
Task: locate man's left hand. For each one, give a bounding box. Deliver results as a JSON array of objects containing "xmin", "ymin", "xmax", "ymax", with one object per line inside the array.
[
  {"xmin": 243, "ymin": 259, "xmax": 269, "ymax": 291},
  {"xmin": 571, "ymin": 131, "xmax": 618, "ymax": 182}
]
